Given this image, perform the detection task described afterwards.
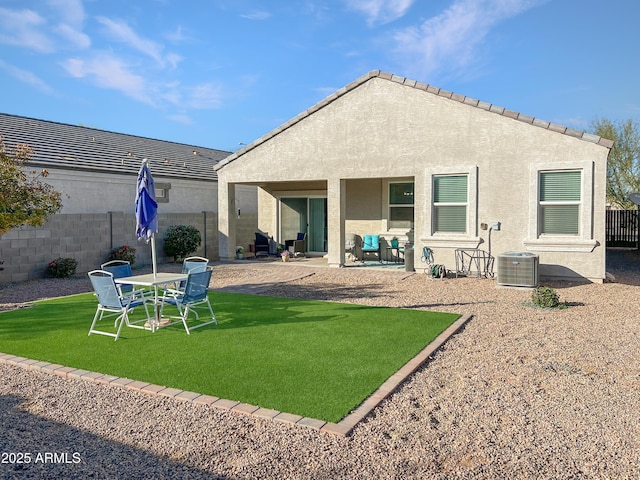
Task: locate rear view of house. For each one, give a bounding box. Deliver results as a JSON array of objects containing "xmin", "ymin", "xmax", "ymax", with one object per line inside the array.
[{"xmin": 216, "ymin": 71, "xmax": 612, "ymax": 283}]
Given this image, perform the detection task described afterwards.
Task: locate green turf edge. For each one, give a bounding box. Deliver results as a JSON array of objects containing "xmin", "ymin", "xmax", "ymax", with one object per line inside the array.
[{"xmin": 0, "ymin": 292, "xmax": 460, "ymax": 423}]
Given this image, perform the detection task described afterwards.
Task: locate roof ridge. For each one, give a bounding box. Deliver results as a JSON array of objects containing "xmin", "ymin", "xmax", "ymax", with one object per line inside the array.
[{"xmin": 216, "ymin": 70, "xmax": 613, "ymax": 170}]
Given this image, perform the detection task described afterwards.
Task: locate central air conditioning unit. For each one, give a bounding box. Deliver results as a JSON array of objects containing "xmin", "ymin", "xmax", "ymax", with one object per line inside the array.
[{"xmin": 497, "ymin": 252, "xmax": 539, "ymax": 287}]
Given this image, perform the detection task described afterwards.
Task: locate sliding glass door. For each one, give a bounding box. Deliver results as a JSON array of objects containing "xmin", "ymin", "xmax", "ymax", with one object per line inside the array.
[{"xmin": 280, "ymin": 197, "xmax": 327, "ymax": 254}]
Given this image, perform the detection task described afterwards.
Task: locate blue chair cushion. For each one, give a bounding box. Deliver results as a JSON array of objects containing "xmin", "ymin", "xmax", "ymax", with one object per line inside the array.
[{"xmin": 363, "ymin": 235, "xmax": 379, "ymax": 251}]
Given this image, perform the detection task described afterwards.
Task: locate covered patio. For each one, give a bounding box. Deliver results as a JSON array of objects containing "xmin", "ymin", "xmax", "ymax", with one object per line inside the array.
[{"xmin": 215, "ymin": 71, "xmax": 611, "ymax": 282}]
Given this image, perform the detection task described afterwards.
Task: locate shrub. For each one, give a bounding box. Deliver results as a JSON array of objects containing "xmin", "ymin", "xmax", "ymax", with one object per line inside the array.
[
  {"xmin": 164, "ymin": 225, "xmax": 202, "ymax": 261},
  {"xmin": 531, "ymin": 286, "xmax": 567, "ymax": 309},
  {"xmin": 46, "ymin": 257, "xmax": 78, "ymax": 278},
  {"xmin": 108, "ymin": 245, "xmax": 136, "ymax": 265}
]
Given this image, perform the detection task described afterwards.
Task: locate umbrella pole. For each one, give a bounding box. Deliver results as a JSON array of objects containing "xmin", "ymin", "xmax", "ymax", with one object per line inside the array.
[
  {"xmin": 150, "ymin": 233, "xmax": 160, "ymax": 331},
  {"xmin": 151, "ymin": 233, "xmax": 158, "ymax": 278}
]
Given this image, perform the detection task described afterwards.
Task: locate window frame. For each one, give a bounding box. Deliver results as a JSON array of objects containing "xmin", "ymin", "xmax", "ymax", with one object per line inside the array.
[
  {"xmin": 432, "ymin": 174, "xmax": 468, "ymax": 234},
  {"xmin": 423, "ymin": 165, "xmax": 479, "ymax": 248},
  {"xmin": 387, "ymin": 181, "xmax": 415, "ymax": 230},
  {"xmin": 538, "ymin": 170, "xmax": 581, "ymax": 236},
  {"xmin": 155, "ymin": 182, "xmax": 171, "ymax": 204},
  {"xmin": 525, "ymin": 160, "xmax": 596, "ymax": 252}
]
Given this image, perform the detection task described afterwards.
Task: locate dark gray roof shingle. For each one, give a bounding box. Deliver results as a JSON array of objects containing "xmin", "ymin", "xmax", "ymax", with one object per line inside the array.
[{"xmin": 0, "ymin": 113, "xmax": 230, "ymax": 181}]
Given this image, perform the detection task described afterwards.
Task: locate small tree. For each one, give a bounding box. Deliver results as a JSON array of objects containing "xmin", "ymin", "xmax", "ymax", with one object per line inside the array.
[
  {"xmin": 163, "ymin": 225, "xmax": 202, "ymax": 262},
  {"xmin": 591, "ymin": 118, "xmax": 640, "ymax": 209},
  {"xmin": 0, "ymin": 136, "xmax": 63, "ymax": 236}
]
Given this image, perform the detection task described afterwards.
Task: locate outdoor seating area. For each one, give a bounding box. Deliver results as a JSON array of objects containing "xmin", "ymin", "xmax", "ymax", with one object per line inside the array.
[
  {"xmin": 88, "ymin": 257, "xmax": 217, "ymax": 340},
  {"xmin": 84, "ymin": 159, "xmax": 219, "ymax": 341},
  {"xmin": 344, "ymin": 234, "xmax": 409, "ymax": 266},
  {"xmin": 285, "ymin": 232, "xmax": 307, "ymax": 257}
]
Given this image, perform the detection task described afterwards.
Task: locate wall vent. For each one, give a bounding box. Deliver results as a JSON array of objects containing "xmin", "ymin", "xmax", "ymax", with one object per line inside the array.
[{"xmin": 497, "ymin": 252, "xmax": 539, "ymax": 287}]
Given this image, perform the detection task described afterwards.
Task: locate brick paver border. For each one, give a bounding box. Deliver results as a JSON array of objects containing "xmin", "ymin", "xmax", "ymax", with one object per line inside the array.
[{"xmin": 0, "ymin": 313, "xmax": 472, "ymax": 437}]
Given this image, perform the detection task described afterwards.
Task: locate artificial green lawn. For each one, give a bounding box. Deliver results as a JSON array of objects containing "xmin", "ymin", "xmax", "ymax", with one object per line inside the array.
[{"xmin": 0, "ymin": 292, "xmax": 459, "ymax": 423}]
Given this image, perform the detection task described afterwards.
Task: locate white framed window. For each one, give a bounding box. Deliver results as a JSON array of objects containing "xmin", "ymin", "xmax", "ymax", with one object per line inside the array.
[
  {"xmin": 433, "ymin": 175, "xmax": 468, "ymax": 233},
  {"xmin": 525, "ymin": 160, "xmax": 596, "ymax": 252},
  {"xmin": 539, "ymin": 170, "xmax": 581, "ymax": 235},
  {"xmin": 422, "ymin": 165, "xmax": 479, "ymax": 248},
  {"xmin": 388, "ymin": 182, "xmax": 414, "ymax": 229}
]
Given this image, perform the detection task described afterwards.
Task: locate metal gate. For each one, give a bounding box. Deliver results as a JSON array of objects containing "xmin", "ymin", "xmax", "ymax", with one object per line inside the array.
[{"xmin": 606, "ymin": 209, "xmax": 639, "ymax": 248}]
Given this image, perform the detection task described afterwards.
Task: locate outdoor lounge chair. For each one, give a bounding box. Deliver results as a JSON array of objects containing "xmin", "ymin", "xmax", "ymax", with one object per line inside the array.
[
  {"xmin": 254, "ymin": 232, "xmax": 270, "ymax": 257},
  {"xmin": 88, "ymin": 270, "xmax": 152, "ymax": 341},
  {"xmin": 285, "ymin": 232, "xmax": 307, "ymax": 257},
  {"xmin": 160, "ymin": 268, "xmax": 217, "ymax": 334},
  {"xmin": 361, "ymin": 234, "xmax": 382, "ymax": 262},
  {"xmin": 345, "ymin": 233, "xmax": 358, "ymax": 261}
]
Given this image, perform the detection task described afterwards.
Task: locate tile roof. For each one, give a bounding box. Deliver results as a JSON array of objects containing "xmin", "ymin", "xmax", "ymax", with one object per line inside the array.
[
  {"xmin": 216, "ymin": 70, "xmax": 614, "ymax": 170},
  {"xmin": 0, "ymin": 113, "xmax": 230, "ymax": 181}
]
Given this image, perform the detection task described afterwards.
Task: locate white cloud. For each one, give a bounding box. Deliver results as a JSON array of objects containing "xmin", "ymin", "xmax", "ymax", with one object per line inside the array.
[
  {"xmin": 0, "ymin": 2, "xmax": 90, "ymax": 52},
  {"xmin": 0, "ymin": 60, "xmax": 55, "ymax": 94},
  {"xmin": 54, "ymin": 23, "xmax": 91, "ymax": 49},
  {"xmin": 187, "ymin": 83, "xmax": 223, "ymax": 109},
  {"xmin": 0, "ymin": 8, "xmax": 53, "ymax": 52},
  {"xmin": 164, "ymin": 82, "xmax": 224, "ymax": 110},
  {"xmin": 48, "ymin": 0, "xmax": 90, "ymax": 49},
  {"xmin": 61, "ymin": 53, "xmax": 153, "ymax": 105},
  {"xmin": 96, "ymin": 16, "xmax": 180, "ymax": 68},
  {"xmin": 392, "ymin": 0, "xmax": 547, "ymax": 81},
  {"xmin": 166, "ymin": 25, "xmax": 188, "ymax": 43},
  {"xmin": 240, "ymin": 10, "xmax": 272, "ymax": 20},
  {"xmin": 347, "ymin": 0, "xmax": 415, "ymax": 26},
  {"xmin": 47, "ymin": 0, "xmax": 86, "ymax": 27},
  {"xmin": 167, "ymin": 113, "xmax": 194, "ymax": 125}
]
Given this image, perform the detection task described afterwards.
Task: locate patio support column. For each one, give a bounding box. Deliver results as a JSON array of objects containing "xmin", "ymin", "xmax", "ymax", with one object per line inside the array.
[
  {"xmin": 327, "ymin": 177, "xmax": 346, "ymax": 268},
  {"xmin": 413, "ymin": 173, "xmax": 426, "ymax": 250},
  {"xmin": 218, "ymin": 180, "xmax": 237, "ymax": 261}
]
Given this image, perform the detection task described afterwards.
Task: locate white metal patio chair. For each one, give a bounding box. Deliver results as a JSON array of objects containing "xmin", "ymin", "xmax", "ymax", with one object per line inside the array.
[
  {"xmin": 159, "ymin": 268, "xmax": 216, "ymax": 334},
  {"xmin": 100, "ymin": 260, "xmax": 149, "ymax": 300},
  {"xmin": 174, "ymin": 256, "xmax": 209, "ymax": 290},
  {"xmin": 182, "ymin": 256, "xmax": 209, "ymax": 274},
  {"xmin": 88, "ymin": 270, "xmax": 152, "ymax": 341}
]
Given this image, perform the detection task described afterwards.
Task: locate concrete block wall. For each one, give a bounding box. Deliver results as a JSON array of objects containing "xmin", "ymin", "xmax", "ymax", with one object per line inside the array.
[{"xmin": 0, "ymin": 211, "xmax": 257, "ymax": 285}]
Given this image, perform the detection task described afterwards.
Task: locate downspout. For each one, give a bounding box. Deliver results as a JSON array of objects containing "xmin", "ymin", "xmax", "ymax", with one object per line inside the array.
[
  {"xmin": 202, "ymin": 211, "xmax": 207, "ymax": 258},
  {"xmin": 108, "ymin": 211, "xmax": 113, "ymax": 249}
]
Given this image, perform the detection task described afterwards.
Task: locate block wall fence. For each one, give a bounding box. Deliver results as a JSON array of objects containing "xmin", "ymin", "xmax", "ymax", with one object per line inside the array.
[{"xmin": 0, "ymin": 212, "xmax": 258, "ymax": 285}]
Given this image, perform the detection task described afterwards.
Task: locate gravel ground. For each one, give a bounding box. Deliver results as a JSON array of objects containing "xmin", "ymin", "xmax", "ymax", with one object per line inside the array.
[{"xmin": 0, "ymin": 250, "xmax": 639, "ymax": 479}]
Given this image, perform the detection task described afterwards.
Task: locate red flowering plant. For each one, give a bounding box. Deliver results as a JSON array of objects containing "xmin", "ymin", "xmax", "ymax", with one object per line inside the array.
[
  {"xmin": 108, "ymin": 245, "xmax": 136, "ymax": 265},
  {"xmin": 46, "ymin": 257, "xmax": 78, "ymax": 278}
]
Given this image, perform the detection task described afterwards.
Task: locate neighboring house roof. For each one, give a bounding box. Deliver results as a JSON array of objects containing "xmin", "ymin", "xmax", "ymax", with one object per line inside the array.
[
  {"xmin": 0, "ymin": 113, "xmax": 230, "ymax": 181},
  {"xmin": 216, "ymin": 70, "xmax": 614, "ymax": 171}
]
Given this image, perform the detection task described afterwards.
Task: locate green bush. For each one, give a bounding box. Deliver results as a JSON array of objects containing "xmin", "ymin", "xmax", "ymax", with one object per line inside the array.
[
  {"xmin": 46, "ymin": 257, "xmax": 78, "ymax": 278},
  {"xmin": 531, "ymin": 286, "xmax": 567, "ymax": 309},
  {"xmin": 108, "ymin": 245, "xmax": 136, "ymax": 265},
  {"xmin": 164, "ymin": 225, "xmax": 202, "ymax": 261}
]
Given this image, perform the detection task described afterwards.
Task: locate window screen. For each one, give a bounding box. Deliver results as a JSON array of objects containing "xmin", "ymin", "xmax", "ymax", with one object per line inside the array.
[
  {"xmin": 539, "ymin": 171, "xmax": 581, "ymax": 235},
  {"xmin": 433, "ymin": 175, "xmax": 467, "ymax": 233}
]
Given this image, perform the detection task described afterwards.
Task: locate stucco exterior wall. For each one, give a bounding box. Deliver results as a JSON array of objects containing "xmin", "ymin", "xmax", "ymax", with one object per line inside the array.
[
  {"xmin": 217, "ymin": 76, "xmax": 609, "ymax": 281},
  {"xmin": 345, "ymin": 179, "xmax": 384, "ymax": 235}
]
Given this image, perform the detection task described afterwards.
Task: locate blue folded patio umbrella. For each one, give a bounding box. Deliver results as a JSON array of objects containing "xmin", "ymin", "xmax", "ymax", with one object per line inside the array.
[{"xmin": 135, "ymin": 159, "xmax": 158, "ymax": 275}]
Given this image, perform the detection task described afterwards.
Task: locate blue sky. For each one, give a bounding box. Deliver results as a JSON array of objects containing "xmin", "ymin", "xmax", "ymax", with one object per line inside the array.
[{"xmin": 1, "ymin": 0, "xmax": 639, "ymax": 152}]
